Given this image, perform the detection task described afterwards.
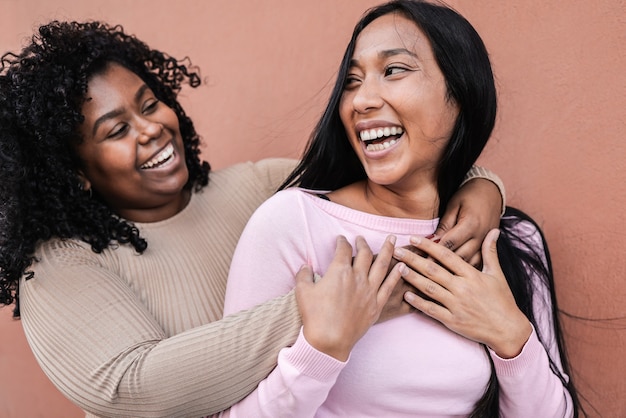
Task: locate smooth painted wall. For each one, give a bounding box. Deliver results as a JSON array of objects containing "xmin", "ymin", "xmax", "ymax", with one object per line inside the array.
[{"xmin": 1, "ymin": 1, "xmax": 624, "ymax": 416}]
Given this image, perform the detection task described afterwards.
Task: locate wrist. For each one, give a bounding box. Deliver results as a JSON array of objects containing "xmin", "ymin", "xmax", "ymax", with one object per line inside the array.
[
  {"xmin": 489, "ymin": 317, "xmax": 533, "ymax": 359},
  {"xmin": 302, "ymin": 327, "xmax": 352, "ymax": 362}
]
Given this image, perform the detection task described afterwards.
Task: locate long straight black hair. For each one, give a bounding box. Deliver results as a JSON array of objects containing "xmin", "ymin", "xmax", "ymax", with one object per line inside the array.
[{"xmin": 280, "ymin": 1, "xmax": 579, "ymax": 415}]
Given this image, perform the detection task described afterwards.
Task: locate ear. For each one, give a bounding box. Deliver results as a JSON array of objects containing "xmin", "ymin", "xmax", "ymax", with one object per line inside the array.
[{"xmin": 77, "ymin": 170, "xmax": 92, "ymax": 192}]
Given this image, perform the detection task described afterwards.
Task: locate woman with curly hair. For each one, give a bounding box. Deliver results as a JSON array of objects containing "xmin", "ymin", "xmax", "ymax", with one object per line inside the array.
[{"xmin": 0, "ymin": 20, "xmax": 504, "ymax": 417}]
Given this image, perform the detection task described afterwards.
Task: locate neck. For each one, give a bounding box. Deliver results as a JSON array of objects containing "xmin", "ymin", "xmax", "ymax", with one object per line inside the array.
[
  {"xmin": 329, "ymin": 180, "xmax": 440, "ymax": 220},
  {"xmin": 116, "ymin": 189, "xmax": 192, "ymax": 223}
]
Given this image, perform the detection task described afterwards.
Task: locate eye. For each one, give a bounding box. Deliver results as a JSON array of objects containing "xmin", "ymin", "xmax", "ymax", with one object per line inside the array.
[
  {"xmin": 344, "ymin": 73, "xmax": 362, "ymax": 90},
  {"xmin": 384, "ymin": 65, "xmax": 410, "ymax": 76},
  {"xmin": 106, "ymin": 123, "xmax": 129, "ymax": 139},
  {"xmin": 142, "ymin": 98, "xmax": 160, "ymax": 114}
]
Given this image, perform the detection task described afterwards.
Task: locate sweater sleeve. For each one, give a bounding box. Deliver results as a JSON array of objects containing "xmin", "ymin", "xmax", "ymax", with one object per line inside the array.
[
  {"xmin": 20, "ymin": 239, "xmax": 302, "ymax": 418},
  {"xmin": 217, "ymin": 329, "xmax": 345, "ymax": 418},
  {"xmin": 490, "ymin": 220, "xmax": 574, "ymax": 417},
  {"xmin": 461, "ymin": 165, "xmax": 507, "ymax": 215}
]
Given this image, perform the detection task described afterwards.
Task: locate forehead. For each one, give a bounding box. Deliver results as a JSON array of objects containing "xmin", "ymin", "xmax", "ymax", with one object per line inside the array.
[
  {"xmin": 85, "ymin": 63, "xmax": 143, "ymax": 101},
  {"xmin": 353, "ymin": 13, "xmax": 430, "ymax": 59}
]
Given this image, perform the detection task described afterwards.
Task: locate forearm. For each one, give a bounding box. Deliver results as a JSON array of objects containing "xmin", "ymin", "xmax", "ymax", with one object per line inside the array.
[
  {"xmin": 22, "ymin": 272, "xmax": 301, "ymax": 418},
  {"xmin": 493, "ymin": 328, "xmax": 574, "ymax": 417},
  {"xmin": 217, "ymin": 329, "xmax": 345, "ymax": 418},
  {"xmin": 462, "ymin": 165, "xmax": 506, "ymax": 215}
]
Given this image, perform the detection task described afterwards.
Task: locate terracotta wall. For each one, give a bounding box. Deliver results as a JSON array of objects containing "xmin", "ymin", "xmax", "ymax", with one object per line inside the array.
[{"xmin": 1, "ymin": 1, "xmax": 624, "ymax": 416}]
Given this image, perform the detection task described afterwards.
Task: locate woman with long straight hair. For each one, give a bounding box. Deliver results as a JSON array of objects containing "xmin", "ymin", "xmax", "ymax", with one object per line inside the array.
[{"xmin": 222, "ymin": 1, "xmax": 580, "ymax": 416}]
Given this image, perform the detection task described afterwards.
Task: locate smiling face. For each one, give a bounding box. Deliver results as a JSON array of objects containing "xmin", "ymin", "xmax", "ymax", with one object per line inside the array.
[
  {"xmin": 76, "ymin": 62, "xmax": 189, "ymax": 222},
  {"xmin": 339, "ymin": 12, "xmax": 459, "ymax": 192}
]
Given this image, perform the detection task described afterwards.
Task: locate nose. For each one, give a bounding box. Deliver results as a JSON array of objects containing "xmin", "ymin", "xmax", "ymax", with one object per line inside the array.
[
  {"xmin": 352, "ymin": 77, "xmax": 384, "ymax": 113},
  {"xmin": 137, "ymin": 118, "xmax": 164, "ymax": 144}
]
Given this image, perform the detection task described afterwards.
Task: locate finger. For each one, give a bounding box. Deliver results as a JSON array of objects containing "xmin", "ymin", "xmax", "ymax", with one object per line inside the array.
[
  {"xmin": 294, "ymin": 264, "xmax": 314, "ymax": 286},
  {"xmin": 352, "ymin": 235, "xmax": 374, "ymax": 274},
  {"xmin": 329, "ymin": 235, "xmax": 354, "ymax": 267},
  {"xmin": 376, "ymin": 261, "xmax": 404, "ymax": 306},
  {"xmin": 408, "ymin": 235, "xmax": 474, "ymax": 278},
  {"xmin": 402, "ymin": 280, "xmax": 452, "ymax": 322},
  {"xmin": 434, "ymin": 204, "xmax": 460, "ymax": 239},
  {"xmin": 481, "ymin": 229, "xmax": 504, "ymax": 276},
  {"xmin": 435, "ymin": 214, "xmax": 478, "ymax": 252},
  {"xmin": 449, "ymin": 239, "xmax": 482, "ymax": 265},
  {"xmin": 368, "ymin": 235, "xmax": 397, "ymax": 286},
  {"xmin": 394, "ymin": 247, "xmax": 455, "ymax": 295},
  {"xmin": 294, "ymin": 264, "xmax": 314, "ymax": 313},
  {"xmin": 467, "ymin": 252, "xmax": 482, "ymax": 270}
]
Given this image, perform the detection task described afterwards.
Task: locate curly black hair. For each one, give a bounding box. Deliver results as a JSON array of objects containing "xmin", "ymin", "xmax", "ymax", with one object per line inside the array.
[{"xmin": 0, "ymin": 21, "xmax": 211, "ymax": 317}]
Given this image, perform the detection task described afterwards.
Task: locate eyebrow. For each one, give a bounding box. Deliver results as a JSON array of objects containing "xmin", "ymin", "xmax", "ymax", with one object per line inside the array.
[
  {"xmin": 349, "ymin": 48, "xmax": 419, "ymax": 67},
  {"xmin": 91, "ymin": 83, "xmax": 151, "ymax": 136},
  {"xmin": 380, "ymin": 48, "xmax": 418, "ymax": 59}
]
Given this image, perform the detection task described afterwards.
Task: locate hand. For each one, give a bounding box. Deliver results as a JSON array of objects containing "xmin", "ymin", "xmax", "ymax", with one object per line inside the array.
[
  {"xmin": 376, "ymin": 245, "xmax": 426, "ymax": 323},
  {"xmin": 393, "ymin": 229, "xmax": 532, "ymax": 358},
  {"xmin": 434, "ymin": 178, "xmax": 502, "ymax": 267},
  {"xmin": 295, "ymin": 235, "xmax": 404, "ymax": 361},
  {"xmin": 376, "ymin": 276, "xmax": 417, "ymax": 323}
]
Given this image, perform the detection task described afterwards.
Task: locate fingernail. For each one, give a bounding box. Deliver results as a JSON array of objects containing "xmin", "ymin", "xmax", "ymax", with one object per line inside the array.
[
  {"xmin": 410, "ymin": 236, "xmax": 422, "ymax": 245},
  {"xmin": 394, "ymin": 247, "xmax": 406, "ymax": 258},
  {"xmin": 397, "ymin": 262, "xmax": 408, "ymax": 275},
  {"xmin": 425, "ymin": 234, "xmax": 435, "ymax": 239},
  {"xmin": 388, "ymin": 235, "xmax": 397, "ymax": 245},
  {"xmin": 433, "ymin": 238, "xmax": 441, "ymax": 244}
]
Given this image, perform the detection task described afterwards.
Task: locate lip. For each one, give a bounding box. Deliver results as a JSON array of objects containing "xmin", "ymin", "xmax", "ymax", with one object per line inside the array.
[
  {"xmin": 353, "ymin": 119, "xmax": 404, "ymax": 158},
  {"xmin": 354, "ymin": 120, "xmax": 401, "ymax": 133},
  {"xmin": 139, "ymin": 140, "xmax": 177, "ymax": 170},
  {"xmin": 360, "ymin": 134, "xmax": 402, "ymax": 158}
]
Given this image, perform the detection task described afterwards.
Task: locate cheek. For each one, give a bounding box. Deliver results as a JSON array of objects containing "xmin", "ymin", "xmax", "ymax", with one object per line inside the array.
[
  {"xmin": 162, "ymin": 106, "xmax": 181, "ymax": 130},
  {"xmin": 441, "ymin": 100, "xmax": 460, "ymax": 137},
  {"xmin": 338, "ymin": 94, "xmax": 352, "ymax": 128},
  {"xmin": 88, "ymin": 147, "xmax": 137, "ymax": 178},
  {"xmin": 338, "ymin": 95, "xmax": 360, "ymax": 149}
]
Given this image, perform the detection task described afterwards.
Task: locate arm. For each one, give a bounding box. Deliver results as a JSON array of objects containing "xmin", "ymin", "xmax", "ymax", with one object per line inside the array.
[
  {"xmin": 435, "ymin": 165, "xmax": 504, "ymax": 266},
  {"xmin": 21, "ymin": 239, "xmax": 302, "ymax": 418},
  {"xmin": 393, "ymin": 227, "xmax": 573, "ymax": 416},
  {"xmin": 489, "ymin": 217, "xmax": 574, "ymax": 417}
]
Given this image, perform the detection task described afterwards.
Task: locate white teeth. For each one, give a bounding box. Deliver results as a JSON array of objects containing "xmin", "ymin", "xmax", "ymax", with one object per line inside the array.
[
  {"xmin": 359, "ymin": 126, "xmax": 403, "ymax": 142},
  {"xmin": 141, "ymin": 143, "xmax": 174, "ymax": 169},
  {"xmin": 366, "ymin": 139, "xmax": 397, "ymax": 151}
]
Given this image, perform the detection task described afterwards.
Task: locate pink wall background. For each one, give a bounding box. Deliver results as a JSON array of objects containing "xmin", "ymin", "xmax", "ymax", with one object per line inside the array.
[{"xmin": 1, "ymin": 1, "xmax": 624, "ymax": 416}]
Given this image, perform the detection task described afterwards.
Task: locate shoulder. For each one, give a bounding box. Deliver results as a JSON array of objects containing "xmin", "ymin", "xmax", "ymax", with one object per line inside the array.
[
  {"xmin": 252, "ymin": 158, "xmax": 298, "ymax": 182},
  {"xmin": 24, "ymin": 238, "xmax": 113, "ymax": 298},
  {"xmin": 211, "ymin": 158, "xmax": 297, "ymax": 192},
  {"xmin": 33, "ymin": 238, "xmax": 99, "ymax": 267},
  {"xmin": 240, "ymin": 188, "xmax": 315, "ymax": 236},
  {"xmin": 251, "ymin": 187, "xmax": 310, "ymax": 215}
]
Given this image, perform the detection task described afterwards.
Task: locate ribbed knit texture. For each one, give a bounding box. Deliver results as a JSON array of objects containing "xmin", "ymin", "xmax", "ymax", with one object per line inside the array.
[
  {"xmin": 462, "ymin": 165, "xmax": 507, "ymax": 215},
  {"xmin": 20, "ymin": 159, "xmax": 303, "ymax": 418}
]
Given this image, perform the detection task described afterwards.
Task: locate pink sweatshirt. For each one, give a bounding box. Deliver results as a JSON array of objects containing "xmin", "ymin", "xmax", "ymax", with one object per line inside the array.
[{"xmin": 222, "ymin": 188, "xmax": 573, "ymax": 417}]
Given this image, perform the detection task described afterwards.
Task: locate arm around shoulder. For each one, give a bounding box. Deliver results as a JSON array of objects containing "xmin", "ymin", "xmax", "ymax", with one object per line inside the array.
[{"xmin": 21, "ymin": 239, "xmax": 302, "ymax": 417}]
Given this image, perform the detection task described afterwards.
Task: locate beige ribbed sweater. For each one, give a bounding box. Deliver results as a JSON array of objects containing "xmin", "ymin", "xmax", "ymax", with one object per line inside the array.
[
  {"xmin": 19, "ymin": 158, "xmax": 503, "ymax": 418},
  {"xmin": 20, "ymin": 158, "xmax": 302, "ymax": 418}
]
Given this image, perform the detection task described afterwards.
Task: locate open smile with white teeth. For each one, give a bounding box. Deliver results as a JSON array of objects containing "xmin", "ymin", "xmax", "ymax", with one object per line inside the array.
[
  {"xmin": 359, "ymin": 126, "xmax": 404, "ymax": 151},
  {"xmin": 141, "ymin": 142, "xmax": 175, "ymax": 169}
]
